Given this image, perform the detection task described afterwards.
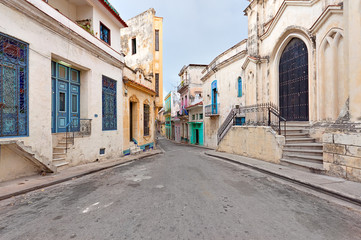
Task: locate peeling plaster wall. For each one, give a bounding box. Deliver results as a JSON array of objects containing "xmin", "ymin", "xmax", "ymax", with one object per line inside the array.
[{"xmin": 121, "ymin": 9, "xmax": 155, "ymax": 78}]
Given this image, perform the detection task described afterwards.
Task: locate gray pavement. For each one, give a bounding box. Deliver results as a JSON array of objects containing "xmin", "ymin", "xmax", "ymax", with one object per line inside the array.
[{"xmin": 0, "ymin": 138, "xmax": 361, "ymax": 240}]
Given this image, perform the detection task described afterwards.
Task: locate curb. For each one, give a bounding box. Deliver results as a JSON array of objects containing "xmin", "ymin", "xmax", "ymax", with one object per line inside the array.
[
  {"xmin": 0, "ymin": 151, "xmax": 162, "ymax": 201},
  {"xmin": 205, "ymin": 152, "xmax": 361, "ymax": 207}
]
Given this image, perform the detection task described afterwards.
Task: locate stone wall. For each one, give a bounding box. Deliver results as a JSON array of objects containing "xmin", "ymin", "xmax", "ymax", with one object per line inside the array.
[
  {"xmin": 323, "ymin": 132, "xmax": 361, "ymax": 182},
  {"xmin": 218, "ymin": 126, "xmax": 285, "ymax": 164}
]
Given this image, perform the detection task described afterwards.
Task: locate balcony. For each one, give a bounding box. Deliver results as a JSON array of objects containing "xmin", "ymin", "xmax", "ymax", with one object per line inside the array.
[
  {"xmin": 177, "ymin": 79, "xmax": 189, "ymax": 92},
  {"xmin": 205, "ymin": 103, "xmax": 220, "ymax": 117}
]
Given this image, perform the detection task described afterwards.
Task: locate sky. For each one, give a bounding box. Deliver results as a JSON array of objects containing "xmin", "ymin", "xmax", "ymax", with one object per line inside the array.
[{"xmin": 110, "ymin": 0, "xmax": 249, "ymax": 97}]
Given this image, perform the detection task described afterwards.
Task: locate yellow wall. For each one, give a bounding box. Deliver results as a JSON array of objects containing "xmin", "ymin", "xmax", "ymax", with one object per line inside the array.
[{"xmin": 154, "ymin": 16, "xmax": 164, "ymax": 109}]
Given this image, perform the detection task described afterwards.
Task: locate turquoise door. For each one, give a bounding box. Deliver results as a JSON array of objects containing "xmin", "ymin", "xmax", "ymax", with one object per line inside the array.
[{"xmin": 51, "ymin": 62, "xmax": 80, "ymax": 133}]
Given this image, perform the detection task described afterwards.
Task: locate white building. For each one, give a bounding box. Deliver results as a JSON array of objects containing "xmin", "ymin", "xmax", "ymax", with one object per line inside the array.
[{"xmin": 0, "ymin": 0, "xmax": 128, "ymax": 182}]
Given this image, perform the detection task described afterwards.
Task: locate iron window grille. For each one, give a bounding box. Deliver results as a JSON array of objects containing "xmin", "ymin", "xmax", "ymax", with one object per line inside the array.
[
  {"xmin": 0, "ymin": 33, "xmax": 29, "ymax": 137},
  {"xmin": 144, "ymin": 104, "xmax": 150, "ymax": 136},
  {"xmin": 102, "ymin": 76, "xmax": 117, "ymax": 130}
]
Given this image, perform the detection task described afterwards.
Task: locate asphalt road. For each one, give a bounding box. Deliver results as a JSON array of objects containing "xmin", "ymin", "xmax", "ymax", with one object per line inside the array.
[{"xmin": 1, "ymin": 138, "xmax": 361, "ymax": 240}]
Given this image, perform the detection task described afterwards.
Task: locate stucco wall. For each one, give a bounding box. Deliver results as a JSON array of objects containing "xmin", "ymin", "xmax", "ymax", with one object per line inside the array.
[
  {"xmin": 0, "ymin": 145, "xmax": 40, "ymax": 182},
  {"xmin": 218, "ymin": 126, "xmax": 285, "ymax": 164}
]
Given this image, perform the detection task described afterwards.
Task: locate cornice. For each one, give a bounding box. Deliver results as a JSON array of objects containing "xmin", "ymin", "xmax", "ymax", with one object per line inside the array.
[
  {"xmin": 242, "ymin": 56, "xmax": 268, "ymax": 70},
  {"xmin": 123, "ymin": 78, "xmax": 156, "ymax": 96},
  {"xmin": 202, "ymin": 39, "xmax": 247, "ymax": 75},
  {"xmin": 260, "ymin": 0, "xmax": 320, "ymax": 41},
  {"xmin": 201, "ymin": 50, "xmax": 247, "ymax": 82},
  {"xmin": 2, "ymin": 0, "xmax": 125, "ymax": 68},
  {"xmin": 310, "ymin": 5, "xmax": 343, "ymax": 34}
]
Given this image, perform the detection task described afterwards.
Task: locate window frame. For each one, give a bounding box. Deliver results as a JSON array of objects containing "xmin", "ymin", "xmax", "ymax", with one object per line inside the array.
[
  {"xmin": 238, "ymin": 77, "xmax": 243, "ymax": 97},
  {"xmin": 100, "ymin": 22, "xmax": 111, "ymax": 45},
  {"xmin": 155, "ymin": 73, "xmax": 159, "ymax": 97},
  {"xmin": 132, "ymin": 38, "xmax": 137, "ymax": 55}
]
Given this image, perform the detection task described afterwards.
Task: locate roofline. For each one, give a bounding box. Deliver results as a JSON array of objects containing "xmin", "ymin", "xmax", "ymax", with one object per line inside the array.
[
  {"xmin": 178, "ymin": 64, "xmax": 208, "ymax": 76},
  {"xmin": 97, "ymin": 0, "xmax": 128, "ymax": 27}
]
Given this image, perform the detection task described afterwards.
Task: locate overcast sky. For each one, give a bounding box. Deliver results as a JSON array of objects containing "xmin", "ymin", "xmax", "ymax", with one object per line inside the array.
[{"xmin": 111, "ymin": 0, "xmax": 249, "ymax": 96}]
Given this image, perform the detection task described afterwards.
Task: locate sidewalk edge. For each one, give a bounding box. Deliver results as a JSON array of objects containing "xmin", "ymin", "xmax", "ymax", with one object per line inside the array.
[
  {"xmin": 0, "ymin": 151, "xmax": 162, "ymax": 201},
  {"xmin": 205, "ymin": 151, "xmax": 361, "ymax": 207}
]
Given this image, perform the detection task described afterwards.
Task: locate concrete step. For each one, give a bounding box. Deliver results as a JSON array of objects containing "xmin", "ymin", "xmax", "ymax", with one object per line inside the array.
[
  {"xmin": 280, "ymin": 158, "xmax": 325, "ymax": 174},
  {"xmin": 281, "ymin": 129, "xmax": 307, "ymax": 134},
  {"xmin": 53, "ymin": 152, "xmax": 66, "ymax": 157},
  {"xmin": 286, "ymin": 138, "xmax": 316, "ymax": 144},
  {"xmin": 284, "ymin": 143, "xmax": 323, "ymax": 150},
  {"xmin": 282, "ymin": 154, "xmax": 323, "ymax": 164},
  {"xmin": 53, "ymin": 157, "xmax": 66, "ymax": 162},
  {"xmin": 54, "ymin": 161, "xmax": 70, "ymax": 171},
  {"xmin": 283, "ymin": 148, "xmax": 323, "ymax": 157},
  {"xmin": 285, "ymin": 132, "xmax": 309, "ymax": 137}
]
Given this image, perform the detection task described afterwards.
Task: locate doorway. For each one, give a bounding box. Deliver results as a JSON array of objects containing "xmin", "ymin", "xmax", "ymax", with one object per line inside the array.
[
  {"xmin": 279, "ymin": 38, "xmax": 309, "ymax": 121},
  {"xmin": 51, "ymin": 62, "xmax": 80, "ymax": 133}
]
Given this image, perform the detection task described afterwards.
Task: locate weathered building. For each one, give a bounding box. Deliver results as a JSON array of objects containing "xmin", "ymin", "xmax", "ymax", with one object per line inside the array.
[
  {"xmin": 187, "ymin": 101, "xmax": 204, "ymax": 146},
  {"xmin": 0, "ymin": 0, "xmax": 128, "ymax": 182},
  {"xmin": 215, "ymin": 0, "xmax": 361, "ymax": 182},
  {"xmin": 177, "ymin": 64, "xmax": 206, "ymax": 143},
  {"xmin": 120, "ymin": 9, "xmax": 164, "ymax": 155}
]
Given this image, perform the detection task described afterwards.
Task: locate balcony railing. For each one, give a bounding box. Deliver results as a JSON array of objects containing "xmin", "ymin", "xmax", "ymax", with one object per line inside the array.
[
  {"xmin": 205, "ymin": 103, "xmax": 220, "ymax": 117},
  {"xmin": 177, "ymin": 79, "xmax": 190, "ymax": 92}
]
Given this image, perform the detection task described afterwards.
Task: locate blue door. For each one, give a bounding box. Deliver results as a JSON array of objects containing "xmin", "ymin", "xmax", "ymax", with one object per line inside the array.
[
  {"xmin": 211, "ymin": 80, "xmax": 217, "ymax": 114},
  {"xmin": 51, "ymin": 62, "xmax": 80, "ymax": 133}
]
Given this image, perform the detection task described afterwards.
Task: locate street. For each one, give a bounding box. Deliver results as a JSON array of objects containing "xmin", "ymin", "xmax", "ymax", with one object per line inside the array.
[{"xmin": 0, "ymin": 138, "xmax": 361, "ymax": 240}]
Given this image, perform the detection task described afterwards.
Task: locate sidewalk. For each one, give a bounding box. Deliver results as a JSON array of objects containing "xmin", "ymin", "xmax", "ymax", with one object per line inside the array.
[
  {"xmin": 205, "ymin": 150, "xmax": 361, "ymax": 206},
  {"xmin": 0, "ymin": 149, "xmax": 162, "ymax": 201}
]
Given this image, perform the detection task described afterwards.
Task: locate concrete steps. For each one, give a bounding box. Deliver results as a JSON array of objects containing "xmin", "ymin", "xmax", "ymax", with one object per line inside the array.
[
  {"xmin": 281, "ymin": 122, "xmax": 324, "ymax": 174},
  {"xmin": 52, "ymin": 136, "xmax": 74, "ymax": 172}
]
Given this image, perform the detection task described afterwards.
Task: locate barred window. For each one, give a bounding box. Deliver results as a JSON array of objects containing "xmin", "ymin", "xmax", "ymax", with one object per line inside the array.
[
  {"xmin": 102, "ymin": 76, "xmax": 117, "ymax": 130},
  {"xmin": 100, "ymin": 23, "xmax": 110, "ymax": 45},
  {"xmin": 0, "ymin": 33, "xmax": 29, "ymax": 137},
  {"xmin": 155, "ymin": 30, "xmax": 159, "ymax": 51},
  {"xmin": 144, "ymin": 104, "xmax": 150, "ymax": 136},
  {"xmin": 155, "ymin": 73, "xmax": 159, "ymax": 97}
]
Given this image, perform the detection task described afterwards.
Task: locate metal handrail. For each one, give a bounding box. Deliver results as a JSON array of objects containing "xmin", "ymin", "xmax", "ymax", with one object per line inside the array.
[{"xmin": 268, "ymin": 107, "xmax": 287, "ymax": 138}]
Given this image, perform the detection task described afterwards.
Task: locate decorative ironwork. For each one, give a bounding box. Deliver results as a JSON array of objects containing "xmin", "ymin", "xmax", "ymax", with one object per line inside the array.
[
  {"xmin": 102, "ymin": 76, "xmax": 117, "ymax": 130},
  {"xmin": 217, "ymin": 103, "xmax": 287, "ymax": 145},
  {"xmin": 0, "ymin": 33, "xmax": 28, "ymax": 137},
  {"xmin": 279, "ymin": 38, "xmax": 309, "ymax": 121},
  {"xmin": 77, "ymin": 119, "xmax": 92, "ymax": 137}
]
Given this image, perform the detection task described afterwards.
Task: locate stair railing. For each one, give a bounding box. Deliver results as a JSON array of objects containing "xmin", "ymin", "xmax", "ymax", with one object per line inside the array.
[
  {"xmin": 217, "ymin": 102, "xmax": 287, "ymax": 145},
  {"xmin": 267, "ymin": 105, "xmax": 287, "ymax": 139},
  {"xmin": 217, "ymin": 108, "xmax": 236, "ymax": 145}
]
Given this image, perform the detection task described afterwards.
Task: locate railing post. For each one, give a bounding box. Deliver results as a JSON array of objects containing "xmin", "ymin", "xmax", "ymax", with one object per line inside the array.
[
  {"xmin": 278, "ymin": 118, "xmax": 281, "ymax": 135},
  {"xmin": 268, "ymin": 107, "xmax": 271, "ymax": 126}
]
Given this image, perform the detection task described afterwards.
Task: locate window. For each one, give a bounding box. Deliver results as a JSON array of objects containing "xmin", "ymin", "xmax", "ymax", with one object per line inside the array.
[
  {"xmin": 0, "ymin": 33, "xmax": 29, "ymax": 137},
  {"xmin": 238, "ymin": 77, "xmax": 242, "ymax": 97},
  {"xmin": 155, "ymin": 73, "xmax": 159, "ymax": 97},
  {"xmin": 132, "ymin": 38, "xmax": 137, "ymax": 55},
  {"xmin": 100, "ymin": 22, "xmax": 110, "ymax": 45},
  {"xmin": 235, "ymin": 117, "xmax": 245, "ymax": 126},
  {"xmin": 144, "ymin": 104, "xmax": 150, "ymax": 136},
  {"xmin": 102, "ymin": 76, "xmax": 117, "ymax": 130},
  {"xmin": 192, "ymin": 115, "xmax": 195, "ymax": 120},
  {"xmin": 199, "ymin": 113, "xmax": 203, "ymax": 120},
  {"xmin": 155, "ymin": 30, "xmax": 159, "ymax": 51}
]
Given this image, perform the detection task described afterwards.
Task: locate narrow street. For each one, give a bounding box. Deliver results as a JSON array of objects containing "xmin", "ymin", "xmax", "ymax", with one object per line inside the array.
[{"xmin": 1, "ymin": 139, "xmax": 361, "ymax": 240}]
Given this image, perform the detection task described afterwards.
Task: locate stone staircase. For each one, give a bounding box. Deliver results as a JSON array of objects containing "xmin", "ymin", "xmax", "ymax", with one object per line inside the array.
[
  {"xmin": 280, "ymin": 122, "xmax": 325, "ymax": 174},
  {"xmin": 52, "ymin": 135, "xmax": 74, "ymax": 171},
  {"xmin": 130, "ymin": 141, "xmax": 142, "ymax": 155}
]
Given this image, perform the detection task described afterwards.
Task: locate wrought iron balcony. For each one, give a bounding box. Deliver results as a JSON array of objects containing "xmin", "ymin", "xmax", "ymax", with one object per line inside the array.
[
  {"xmin": 177, "ymin": 79, "xmax": 190, "ymax": 92},
  {"xmin": 205, "ymin": 103, "xmax": 220, "ymax": 117}
]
